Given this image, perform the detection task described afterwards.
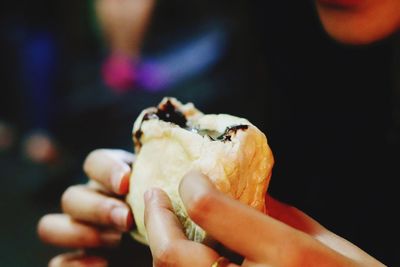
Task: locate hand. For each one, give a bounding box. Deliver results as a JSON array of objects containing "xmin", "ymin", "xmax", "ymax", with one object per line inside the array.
[
  {"xmin": 37, "ymin": 149, "xmax": 135, "ymax": 267},
  {"xmin": 144, "ymin": 171, "xmax": 386, "ymax": 267}
]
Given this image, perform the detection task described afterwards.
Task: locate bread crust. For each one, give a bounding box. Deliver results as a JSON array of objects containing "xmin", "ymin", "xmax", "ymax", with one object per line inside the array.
[{"xmin": 127, "ymin": 97, "xmax": 274, "ymax": 244}]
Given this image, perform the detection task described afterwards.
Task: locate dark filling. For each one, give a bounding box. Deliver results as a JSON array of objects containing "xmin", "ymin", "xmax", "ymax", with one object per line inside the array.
[
  {"xmin": 133, "ymin": 100, "xmax": 249, "ymax": 146},
  {"xmin": 225, "ymin": 125, "xmax": 249, "ymax": 133},
  {"xmin": 155, "ymin": 100, "xmax": 187, "ymax": 128},
  {"xmin": 134, "ymin": 129, "xmax": 143, "ymax": 142},
  {"xmin": 133, "ymin": 100, "xmax": 187, "ymax": 148},
  {"xmin": 216, "ymin": 125, "xmax": 249, "ymax": 142}
]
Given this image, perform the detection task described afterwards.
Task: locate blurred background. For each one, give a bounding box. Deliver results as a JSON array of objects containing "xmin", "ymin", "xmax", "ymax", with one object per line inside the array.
[{"xmin": 0, "ymin": 0, "xmax": 399, "ymax": 266}]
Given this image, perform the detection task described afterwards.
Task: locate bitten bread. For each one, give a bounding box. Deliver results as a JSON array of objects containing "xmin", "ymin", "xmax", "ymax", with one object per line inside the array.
[{"xmin": 127, "ymin": 97, "xmax": 274, "ymax": 244}]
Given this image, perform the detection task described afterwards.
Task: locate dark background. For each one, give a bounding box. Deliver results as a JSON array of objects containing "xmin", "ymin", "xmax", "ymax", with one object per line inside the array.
[{"xmin": 1, "ymin": 1, "xmax": 399, "ymax": 266}]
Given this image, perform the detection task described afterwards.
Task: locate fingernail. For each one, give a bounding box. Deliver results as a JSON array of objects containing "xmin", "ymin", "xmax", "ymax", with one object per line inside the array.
[
  {"xmin": 111, "ymin": 170, "xmax": 128, "ymax": 194},
  {"xmin": 119, "ymin": 172, "xmax": 130, "ymax": 194},
  {"xmin": 110, "ymin": 206, "xmax": 129, "ymax": 230},
  {"xmin": 99, "ymin": 230, "xmax": 121, "ymax": 247}
]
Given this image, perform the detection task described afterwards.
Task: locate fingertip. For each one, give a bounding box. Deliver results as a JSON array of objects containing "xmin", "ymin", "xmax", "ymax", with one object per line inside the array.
[
  {"xmin": 37, "ymin": 214, "xmax": 106, "ymax": 248},
  {"xmin": 181, "ymin": 170, "xmax": 206, "ymax": 184},
  {"xmin": 37, "ymin": 214, "xmax": 58, "ymax": 244},
  {"xmin": 179, "ymin": 170, "xmax": 215, "ymax": 209},
  {"xmin": 111, "ymin": 169, "xmax": 130, "ymax": 195},
  {"xmin": 143, "ymin": 187, "xmax": 168, "ymax": 232},
  {"xmin": 83, "ymin": 149, "xmax": 132, "ymax": 195},
  {"xmin": 144, "ymin": 188, "xmax": 173, "ymax": 228},
  {"xmin": 144, "ymin": 188, "xmax": 170, "ymax": 207},
  {"xmin": 37, "ymin": 214, "xmax": 49, "ymax": 242},
  {"xmin": 180, "ymin": 170, "xmax": 213, "ymax": 191},
  {"xmin": 119, "ymin": 171, "xmax": 130, "ymax": 194}
]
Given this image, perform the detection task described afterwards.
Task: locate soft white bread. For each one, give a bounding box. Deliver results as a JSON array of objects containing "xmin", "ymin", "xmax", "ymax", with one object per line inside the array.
[{"xmin": 127, "ymin": 97, "xmax": 274, "ymax": 244}]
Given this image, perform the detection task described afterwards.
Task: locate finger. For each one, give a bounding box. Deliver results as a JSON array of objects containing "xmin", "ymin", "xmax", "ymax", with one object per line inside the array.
[
  {"xmin": 38, "ymin": 214, "xmax": 121, "ymax": 248},
  {"xmin": 61, "ymin": 185, "xmax": 133, "ymax": 231},
  {"xmin": 49, "ymin": 251, "xmax": 108, "ymax": 267},
  {"xmin": 266, "ymin": 195, "xmax": 325, "ymax": 235},
  {"xmin": 143, "ymin": 188, "xmax": 187, "ymax": 243},
  {"xmin": 83, "ymin": 149, "xmax": 135, "ymax": 195},
  {"xmin": 266, "ymin": 195, "xmax": 381, "ymax": 263},
  {"xmin": 179, "ymin": 171, "xmax": 353, "ymax": 266},
  {"xmin": 144, "ymin": 188, "xmax": 237, "ymax": 267}
]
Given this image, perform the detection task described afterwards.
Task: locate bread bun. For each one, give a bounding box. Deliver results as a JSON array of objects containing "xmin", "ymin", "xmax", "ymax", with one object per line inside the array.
[{"xmin": 127, "ymin": 97, "xmax": 274, "ymax": 244}]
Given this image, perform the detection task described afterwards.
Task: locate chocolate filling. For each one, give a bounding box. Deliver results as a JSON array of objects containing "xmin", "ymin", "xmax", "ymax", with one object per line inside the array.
[
  {"xmin": 156, "ymin": 100, "xmax": 187, "ymax": 128},
  {"xmin": 133, "ymin": 100, "xmax": 187, "ymax": 148},
  {"xmin": 217, "ymin": 125, "xmax": 249, "ymax": 142},
  {"xmin": 133, "ymin": 100, "xmax": 249, "ymax": 147}
]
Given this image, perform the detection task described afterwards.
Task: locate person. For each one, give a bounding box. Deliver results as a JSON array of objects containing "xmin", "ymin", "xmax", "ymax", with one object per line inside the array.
[
  {"xmin": 95, "ymin": 0, "xmax": 155, "ymax": 92},
  {"xmin": 37, "ymin": 0, "xmax": 399, "ymax": 266},
  {"xmin": 96, "ymin": 0, "xmax": 231, "ymax": 94},
  {"xmin": 0, "ymin": 0, "xmax": 63, "ymax": 164}
]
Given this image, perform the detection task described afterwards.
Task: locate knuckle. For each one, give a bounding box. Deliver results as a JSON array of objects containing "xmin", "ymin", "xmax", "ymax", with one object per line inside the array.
[{"xmin": 186, "ymin": 191, "xmax": 215, "ymax": 225}]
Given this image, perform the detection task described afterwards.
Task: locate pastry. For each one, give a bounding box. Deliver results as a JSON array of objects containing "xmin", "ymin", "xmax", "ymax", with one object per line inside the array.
[{"xmin": 127, "ymin": 97, "xmax": 274, "ymax": 244}]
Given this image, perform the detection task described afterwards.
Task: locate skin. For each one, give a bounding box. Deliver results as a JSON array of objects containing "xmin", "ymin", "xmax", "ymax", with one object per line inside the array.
[
  {"xmin": 37, "ymin": 1, "xmax": 400, "ymax": 266},
  {"xmin": 37, "ymin": 150, "xmax": 385, "ymax": 267},
  {"xmin": 38, "ymin": 149, "xmax": 135, "ymax": 266},
  {"xmin": 95, "ymin": 0, "xmax": 155, "ymax": 58},
  {"xmin": 314, "ymin": 0, "xmax": 400, "ymax": 45}
]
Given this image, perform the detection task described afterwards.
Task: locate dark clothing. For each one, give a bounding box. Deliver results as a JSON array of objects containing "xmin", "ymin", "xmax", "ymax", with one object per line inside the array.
[
  {"xmin": 2, "ymin": 1, "xmax": 397, "ymax": 266},
  {"xmin": 107, "ymin": 2, "xmax": 400, "ymax": 266},
  {"xmin": 251, "ymin": 1, "xmax": 400, "ymax": 265},
  {"xmin": 108, "ymin": 2, "xmax": 400, "ymax": 265}
]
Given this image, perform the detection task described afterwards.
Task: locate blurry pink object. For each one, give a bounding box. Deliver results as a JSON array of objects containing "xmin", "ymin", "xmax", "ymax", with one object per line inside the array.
[
  {"xmin": 23, "ymin": 131, "xmax": 58, "ymax": 164},
  {"xmin": 101, "ymin": 53, "xmax": 136, "ymax": 93}
]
